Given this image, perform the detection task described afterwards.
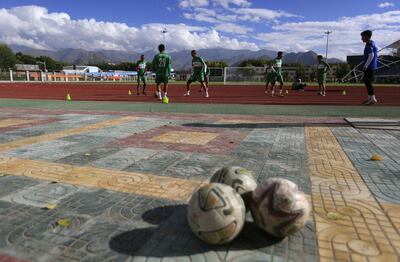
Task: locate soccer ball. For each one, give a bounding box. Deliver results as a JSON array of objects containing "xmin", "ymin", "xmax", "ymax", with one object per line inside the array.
[
  {"xmin": 162, "ymin": 97, "xmax": 169, "ymax": 104},
  {"xmin": 249, "ymin": 178, "xmax": 310, "ymax": 238},
  {"xmin": 210, "ymin": 166, "xmax": 257, "ymax": 195},
  {"xmin": 187, "ymin": 183, "xmax": 246, "ymax": 244}
]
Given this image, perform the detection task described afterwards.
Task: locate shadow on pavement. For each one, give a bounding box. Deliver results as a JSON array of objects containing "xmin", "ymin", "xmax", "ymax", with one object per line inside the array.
[{"xmin": 109, "ymin": 205, "xmax": 283, "ymax": 258}]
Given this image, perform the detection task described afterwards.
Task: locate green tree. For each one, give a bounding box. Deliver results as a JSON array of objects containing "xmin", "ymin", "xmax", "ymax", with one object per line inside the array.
[
  {"xmin": 238, "ymin": 59, "xmax": 270, "ymax": 67},
  {"xmin": 15, "ymin": 52, "xmax": 37, "ymax": 64},
  {"xmin": 335, "ymin": 63, "xmax": 351, "ymax": 80},
  {"xmin": 36, "ymin": 56, "xmax": 67, "ymax": 71},
  {"xmin": 0, "ymin": 44, "xmax": 17, "ymax": 71},
  {"xmin": 206, "ymin": 61, "xmax": 228, "ymax": 68},
  {"xmin": 295, "ymin": 63, "xmax": 307, "ymax": 80},
  {"xmin": 309, "ymin": 66, "xmax": 317, "ymax": 82}
]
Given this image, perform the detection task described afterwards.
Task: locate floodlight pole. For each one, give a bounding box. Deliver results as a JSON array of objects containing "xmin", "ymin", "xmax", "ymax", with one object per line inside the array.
[
  {"xmin": 324, "ymin": 31, "xmax": 333, "ymax": 62},
  {"xmin": 161, "ymin": 28, "xmax": 168, "ymax": 46}
]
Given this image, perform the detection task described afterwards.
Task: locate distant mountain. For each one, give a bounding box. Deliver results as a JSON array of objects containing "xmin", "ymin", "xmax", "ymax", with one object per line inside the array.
[{"xmin": 10, "ymin": 45, "xmax": 344, "ymax": 70}]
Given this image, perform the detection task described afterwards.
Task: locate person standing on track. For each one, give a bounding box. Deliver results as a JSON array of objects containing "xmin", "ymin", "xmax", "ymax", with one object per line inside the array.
[
  {"xmin": 184, "ymin": 50, "xmax": 209, "ymax": 98},
  {"xmin": 271, "ymin": 51, "xmax": 284, "ymax": 97},
  {"xmin": 361, "ymin": 30, "xmax": 378, "ymax": 105},
  {"xmin": 316, "ymin": 55, "xmax": 331, "ymax": 97},
  {"xmin": 265, "ymin": 61, "xmax": 276, "ymax": 95},
  {"xmin": 136, "ymin": 54, "xmax": 147, "ymax": 95},
  {"xmin": 152, "ymin": 44, "xmax": 172, "ymax": 101}
]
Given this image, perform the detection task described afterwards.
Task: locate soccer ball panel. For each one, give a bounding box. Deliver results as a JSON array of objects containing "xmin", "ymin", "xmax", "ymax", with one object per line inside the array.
[
  {"xmin": 210, "ymin": 166, "xmax": 257, "ymax": 195},
  {"xmin": 250, "ymin": 178, "xmax": 310, "ymax": 237},
  {"xmin": 187, "ymin": 183, "xmax": 246, "ymax": 244}
]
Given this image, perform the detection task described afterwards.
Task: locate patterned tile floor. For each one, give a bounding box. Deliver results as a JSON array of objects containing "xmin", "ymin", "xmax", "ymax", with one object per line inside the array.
[{"xmin": 0, "ymin": 108, "xmax": 399, "ymax": 262}]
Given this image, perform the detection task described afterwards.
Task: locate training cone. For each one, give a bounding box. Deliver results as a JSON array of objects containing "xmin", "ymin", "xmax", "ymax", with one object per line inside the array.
[
  {"xmin": 342, "ymin": 90, "xmax": 347, "ymax": 95},
  {"xmin": 128, "ymin": 90, "xmax": 132, "ymax": 96},
  {"xmin": 66, "ymin": 94, "xmax": 72, "ymax": 101},
  {"xmin": 370, "ymin": 155, "xmax": 383, "ymax": 161}
]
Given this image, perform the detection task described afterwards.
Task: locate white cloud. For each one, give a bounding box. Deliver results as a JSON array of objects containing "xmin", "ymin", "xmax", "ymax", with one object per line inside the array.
[
  {"xmin": 213, "ymin": 23, "xmax": 254, "ymax": 34},
  {"xmin": 1, "ymin": 5, "xmax": 399, "ymax": 60},
  {"xmin": 237, "ymin": 8, "xmax": 300, "ymax": 22},
  {"xmin": 255, "ymin": 11, "xmax": 400, "ymax": 59},
  {"xmin": 179, "ymin": 0, "xmax": 299, "ymax": 38},
  {"xmin": 179, "ymin": 0, "xmax": 251, "ymax": 9},
  {"xmin": 378, "ymin": 2, "xmax": 395, "ymax": 8},
  {"xmin": 0, "ymin": 6, "xmax": 258, "ymax": 52},
  {"xmin": 179, "ymin": 0, "xmax": 209, "ymax": 9}
]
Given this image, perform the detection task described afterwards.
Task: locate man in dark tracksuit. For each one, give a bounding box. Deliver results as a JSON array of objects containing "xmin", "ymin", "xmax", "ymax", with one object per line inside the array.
[{"xmin": 361, "ymin": 30, "xmax": 378, "ymax": 105}]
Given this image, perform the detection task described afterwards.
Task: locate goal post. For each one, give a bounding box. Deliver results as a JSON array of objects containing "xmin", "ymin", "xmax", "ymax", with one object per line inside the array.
[{"xmin": 223, "ymin": 67, "xmax": 266, "ymax": 85}]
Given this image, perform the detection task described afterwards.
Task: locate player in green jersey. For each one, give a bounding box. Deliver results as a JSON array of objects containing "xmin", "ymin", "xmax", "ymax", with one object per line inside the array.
[
  {"xmin": 271, "ymin": 51, "xmax": 284, "ymax": 97},
  {"xmin": 316, "ymin": 55, "xmax": 331, "ymax": 97},
  {"xmin": 265, "ymin": 61, "xmax": 276, "ymax": 95},
  {"xmin": 136, "ymin": 54, "xmax": 147, "ymax": 95},
  {"xmin": 184, "ymin": 50, "xmax": 209, "ymax": 98},
  {"xmin": 152, "ymin": 44, "xmax": 172, "ymax": 101}
]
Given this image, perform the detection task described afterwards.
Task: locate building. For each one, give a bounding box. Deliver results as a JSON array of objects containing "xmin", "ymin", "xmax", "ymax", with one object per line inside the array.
[{"xmin": 62, "ymin": 66, "xmax": 101, "ymax": 75}]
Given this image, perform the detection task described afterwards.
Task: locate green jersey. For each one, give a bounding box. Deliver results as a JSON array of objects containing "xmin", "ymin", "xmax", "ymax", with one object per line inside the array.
[
  {"xmin": 152, "ymin": 52, "xmax": 172, "ymax": 76},
  {"xmin": 317, "ymin": 61, "xmax": 329, "ymax": 76},
  {"xmin": 272, "ymin": 58, "xmax": 282, "ymax": 74},
  {"xmin": 136, "ymin": 60, "xmax": 147, "ymax": 75},
  {"xmin": 192, "ymin": 56, "xmax": 207, "ymax": 76}
]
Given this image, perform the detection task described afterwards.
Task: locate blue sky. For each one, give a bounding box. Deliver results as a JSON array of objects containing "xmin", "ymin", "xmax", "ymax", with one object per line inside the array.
[{"xmin": 0, "ymin": 0, "xmax": 399, "ymax": 58}]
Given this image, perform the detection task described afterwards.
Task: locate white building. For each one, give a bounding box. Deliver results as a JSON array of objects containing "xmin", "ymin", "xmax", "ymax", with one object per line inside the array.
[{"xmin": 62, "ymin": 66, "xmax": 101, "ymax": 75}]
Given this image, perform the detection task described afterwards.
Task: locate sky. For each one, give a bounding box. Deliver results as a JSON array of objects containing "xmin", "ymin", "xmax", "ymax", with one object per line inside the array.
[{"xmin": 0, "ymin": 0, "xmax": 399, "ymax": 59}]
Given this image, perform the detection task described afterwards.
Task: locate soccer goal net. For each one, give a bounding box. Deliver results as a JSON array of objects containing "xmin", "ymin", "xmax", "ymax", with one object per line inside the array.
[
  {"xmin": 223, "ymin": 67, "xmax": 266, "ymax": 85},
  {"xmin": 208, "ymin": 67, "xmax": 224, "ymax": 82}
]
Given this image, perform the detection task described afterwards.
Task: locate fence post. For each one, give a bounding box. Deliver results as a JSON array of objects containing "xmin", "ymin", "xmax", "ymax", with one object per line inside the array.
[
  {"xmin": 41, "ymin": 71, "xmax": 44, "ymax": 82},
  {"xmin": 223, "ymin": 67, "xmax": 227, "ymax": 85},
  {"xmin": 9, "ymin": 69, "xmax": 13, "ymax": 82},
  {"xmin": 26, "ymin": 71, "xmax": 30, "ymax": 82}
]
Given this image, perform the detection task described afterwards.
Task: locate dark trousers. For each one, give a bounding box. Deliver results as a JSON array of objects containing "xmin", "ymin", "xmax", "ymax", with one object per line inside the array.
[{"xmin": 363, "ymin": 69, "xmax": 374, "ymax": 96}]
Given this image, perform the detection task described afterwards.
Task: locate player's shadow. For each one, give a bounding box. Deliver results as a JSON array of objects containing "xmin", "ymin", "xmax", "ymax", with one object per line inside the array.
[{"xmin": 109, "ymin": 204, "xmax": 283, "ymax": 258}]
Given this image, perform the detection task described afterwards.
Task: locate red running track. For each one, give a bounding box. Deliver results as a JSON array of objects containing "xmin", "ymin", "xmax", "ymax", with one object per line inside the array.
[{"xmin": 0, "ymin": 83, "xmax": 399, "ymax": 106}]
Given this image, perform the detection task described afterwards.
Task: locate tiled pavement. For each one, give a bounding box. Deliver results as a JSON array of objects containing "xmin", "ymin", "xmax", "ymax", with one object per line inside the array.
[{"xmin": 0, "ymin": 108, "xmax": 399, "ymax": 262}]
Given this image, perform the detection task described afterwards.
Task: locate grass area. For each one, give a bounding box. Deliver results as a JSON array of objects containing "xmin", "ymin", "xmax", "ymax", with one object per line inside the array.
[{"xmin": 1, "ymin": 98, "xmax": 399, "ymax": 118}]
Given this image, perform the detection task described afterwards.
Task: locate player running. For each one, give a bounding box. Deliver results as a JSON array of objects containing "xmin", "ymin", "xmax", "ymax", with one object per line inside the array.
[
  {"xmin": 184, "ymin": 50, "xmax": 209, "ymax": 98},
  {"xmin": 265, "ymin": 61, "xmax": 276, "ymax": 95},
  {"xmin": 152, "ymin": 44, "xmax": 172, "ymax": 101},
  {"xmin": 271, "ymin": 51, "xmax": 284, "ymax": 97},
  {"xmin": 316, "ymin": 55, "xmax": 331, "ymax": 96},
  {"xmin": 136, "ymin": 55, "xmax": 147, "ymax": 95},
  {"xmin": 361, "ymin": 30, "xmax": 378, "ymax": 105}
]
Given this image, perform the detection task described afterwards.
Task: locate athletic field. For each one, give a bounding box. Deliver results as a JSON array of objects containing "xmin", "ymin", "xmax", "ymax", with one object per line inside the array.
[
  {"xmin": 0, "ymin": 82, "xmax": 399, "ymax": 106},
  {"xmin": 0, "ymin": 83, "xmax": 399, "ymax": 261}
]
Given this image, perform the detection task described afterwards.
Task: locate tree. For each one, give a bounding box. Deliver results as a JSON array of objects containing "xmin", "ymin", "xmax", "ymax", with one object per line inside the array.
[
  {"xmin": 15, "ymin": 52, "xmax": 36, "ymax": 64},
  {"xmin": 36, "ymin": 56, "xmax": 67, "ymax": 71},
  {"xmin": 335, "ymin": 63, "xmax": 351, "ymax": 80},
  {"xmin": 206, "ymin": 61, "xmax": 228, "ymax": 68},
  {"xmin": 0, "ymin": 44, "xmax": 17, "ymax": 71},
  {"xmin": 295, "ymin": 63, "xmax": 307, "ymax": 80},
  {"xmin": 238, "ymin": 59, "xmax": 270, "ymax": 67}
]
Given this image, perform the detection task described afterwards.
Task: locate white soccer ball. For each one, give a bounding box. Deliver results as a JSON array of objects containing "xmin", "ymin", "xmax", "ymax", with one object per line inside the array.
[
  {"xmin": 210, "ymin": 166, "xmax": 258, "ymax": 195},
  {"xmin": 249, "ymin": 178, "xmax": 310, "ymax": 238},
  {"xmin": 187, "ymin": 183, "xmax": 246, "ymax": 244}
]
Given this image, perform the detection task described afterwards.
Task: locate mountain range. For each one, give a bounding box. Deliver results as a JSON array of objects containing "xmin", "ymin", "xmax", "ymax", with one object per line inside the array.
[{"xmin": 11, "ymin": 45, "xmax": 343, "ymax": 70}]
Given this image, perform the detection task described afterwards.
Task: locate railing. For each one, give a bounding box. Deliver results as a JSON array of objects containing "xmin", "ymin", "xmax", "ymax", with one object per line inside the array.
[
  {"xmin": 0, "ymin": 70, "xmax": 159, "ymax": 82},
  {"xmin": 0, "ymin": 68, "xmax": 226, "ymax": 83}
]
